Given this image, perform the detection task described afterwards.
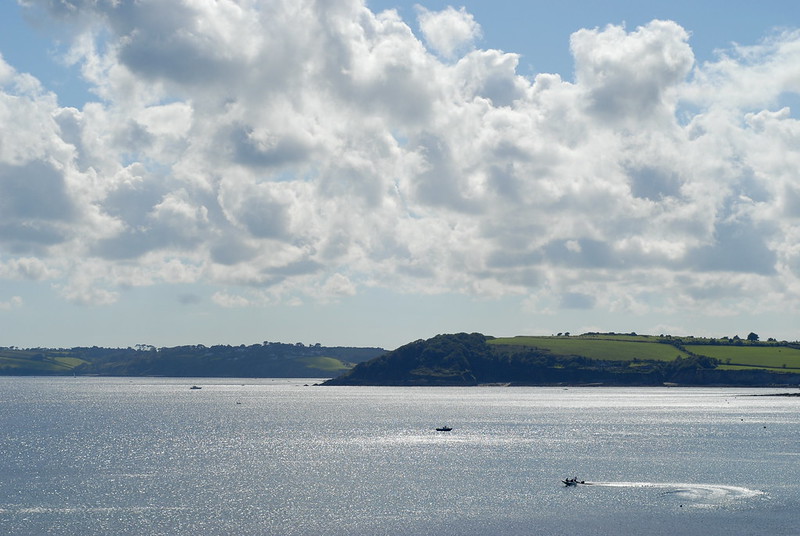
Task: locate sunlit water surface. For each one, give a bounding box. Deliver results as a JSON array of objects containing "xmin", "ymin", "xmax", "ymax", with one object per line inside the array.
[{"xmin": 1, "ymin": 378, "xmax": 799, "ymax": 535}]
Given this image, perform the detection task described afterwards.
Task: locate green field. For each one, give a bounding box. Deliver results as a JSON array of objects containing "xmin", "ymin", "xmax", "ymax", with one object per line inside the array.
[
  {"xmin": 54, "ymin": 357, "xmax": 88, "ymax": 368},
  {"xmin": 687, "ymin": 345, "xmax": 800, "ymax": 370},
  {"xmin": 0, "ymin": 350, "xmax": 89, "ymax": 372},
  {"xmin": 0, "ymin": 357, "xmax": 77, "ymax": 372},
  {"xmin": 489, "ymin": 336, "xmax": 690, "ymax": 362},
  {"xmin": 488, "ymin": 335, "xmax": 800, "ymax": 371},
  {"xmin": 299, "ymin": 356, "xmax": 352, "ymax": 372}
]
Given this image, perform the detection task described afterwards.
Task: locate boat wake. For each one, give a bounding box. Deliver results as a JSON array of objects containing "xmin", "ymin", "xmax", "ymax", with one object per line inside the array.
[{"xmin": 585, "ymin": 481, "xmax": 764, "ymax": 506}]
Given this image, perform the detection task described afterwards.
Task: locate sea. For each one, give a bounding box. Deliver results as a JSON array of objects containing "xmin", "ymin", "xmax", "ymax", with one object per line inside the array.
[{"xmin": 1, "ymin": 377, "xmax": 799, "ymax": 536}]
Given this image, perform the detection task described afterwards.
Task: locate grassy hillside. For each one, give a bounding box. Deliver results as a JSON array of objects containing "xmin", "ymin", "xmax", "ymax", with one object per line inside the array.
[
  {"xmin": 687, "ymin": 345, "xmax": 800, "ymax": 370},
  {"xmin": 491, "ymin": 334, "xmax": 800, "ymax": 372},
  {"xmin": 297, "ymin": 356, "xmax": 353, "ymax": 373},
  {"xmin": 0, "ymin": 350, "xmax": 89, "ymax": 373},
  {"xmin": 490, "ymin": 336, "xmax": 690, "ymax": 362}
]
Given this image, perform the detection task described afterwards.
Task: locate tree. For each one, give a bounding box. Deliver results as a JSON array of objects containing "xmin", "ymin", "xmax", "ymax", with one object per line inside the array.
[{"xmin": 747, "ymin": 332, "xmax": 759, "ymax": 342}]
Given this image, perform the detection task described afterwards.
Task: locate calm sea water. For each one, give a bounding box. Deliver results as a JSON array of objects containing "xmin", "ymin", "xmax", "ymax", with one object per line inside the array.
[{"xmin": 1, "ymin": 378, "xmax": 799, "ymax": 536}]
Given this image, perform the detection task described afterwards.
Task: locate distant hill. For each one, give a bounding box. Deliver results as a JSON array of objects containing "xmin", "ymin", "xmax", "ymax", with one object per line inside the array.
[
  {"xmin": 0, "ymin": 343, "xmax": 386, "ymax": 378},
  {"xmin": 323, "ymin": 332, "xmax": 800, "ymax": 386}
]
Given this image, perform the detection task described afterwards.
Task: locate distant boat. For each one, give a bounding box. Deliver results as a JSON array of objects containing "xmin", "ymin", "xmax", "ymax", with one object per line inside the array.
[
  {"xmin": 562, "ymin": 477, "xmax": 585, "ymax": 486},
  {"xmin": 436, "ymin": 426, "xmax": 453, "ymax": 432},
  {"xmin": 189, "ymin": 385, "xmax": 202, "ymax": 390}
]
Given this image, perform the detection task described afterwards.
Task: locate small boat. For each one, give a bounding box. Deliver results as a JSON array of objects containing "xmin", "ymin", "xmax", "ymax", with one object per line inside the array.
[
  {"xmin": 562, "ymin": 477, "xmax": 585, "ymax": 486},
  {"xmin": 189, "ymin": 385, "xmax": 202, "ymax": 390},
  {"xmin": 435, "ymin": 426, "xmax": 453, "ymax": 432}
]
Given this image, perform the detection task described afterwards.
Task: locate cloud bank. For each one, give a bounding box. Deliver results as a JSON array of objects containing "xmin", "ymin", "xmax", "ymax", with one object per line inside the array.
[{"xmin": 2, "ymin": 0, "xmax": 800, "ymax": 323}]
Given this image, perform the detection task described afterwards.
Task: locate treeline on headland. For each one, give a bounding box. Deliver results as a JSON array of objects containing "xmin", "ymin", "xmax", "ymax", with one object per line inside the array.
[
  {"xmin": 323, "ymin": 332, "xmax": 800, "ymax": 387},
  {"xmin": 0, "ymin": 342, "xmax": 386, "ymax": 377}
]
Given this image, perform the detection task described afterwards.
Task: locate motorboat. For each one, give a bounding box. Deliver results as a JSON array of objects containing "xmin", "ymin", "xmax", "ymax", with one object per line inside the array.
[
  {"xmin": 435, "ymin": 426, "xmax": 453, "ymax": 432},
  {"xmin": 562, "ymin": 478, "xmax": 585, "ymax": 486}
]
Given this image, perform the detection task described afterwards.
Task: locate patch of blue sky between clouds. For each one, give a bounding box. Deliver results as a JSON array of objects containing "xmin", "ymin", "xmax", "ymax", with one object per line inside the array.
[{"xmin": 0, "ymin": 3, "xmax": 94, "ymax": 108}]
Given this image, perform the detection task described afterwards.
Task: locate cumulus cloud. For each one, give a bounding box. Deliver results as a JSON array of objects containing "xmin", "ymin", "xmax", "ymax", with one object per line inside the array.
[
  {"xmin": 571, "ymin": 20, "xmax": 694, "ymax": 123},
  {"xmin": 416, "ymin": 5, "xmax": 481, "ymax": 59},
  {"xmin": 1, "ymin": 0, "xmax": 799, "ymax": 320}
]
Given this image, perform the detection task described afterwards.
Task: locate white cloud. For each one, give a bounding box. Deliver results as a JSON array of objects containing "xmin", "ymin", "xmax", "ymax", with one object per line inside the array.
[
  {"xmin": 416, "ymin": 5, "xmax": 482, "ymax": 60},
  {"xmin": 683, "ymin": 29, "xmax": 800, "ymax": 110},
  {"xmin": 57, "ymin": 280, "xmax": 119, "ymax": 306},
  {"xmin": 0, "ymin": 257, "xmax": 59, "ymax": 280},
  {"xmin": 319, "ymin": 273, "xmax": 357, "ymax": 301},
  {"xmin": 571, "ymin": 20, "xmax": 694, "ymax": 123},
  {"xmin": 211, "ymin": 291, "xmax": 250, "ymax": 308},
  {"xmin": 0, "ymin": 54, "xmax": 15, "ymax": 84},
  {"xmin": 1, "ymin": 1, "xmax": 800, "ymax": 323},
  {"xmin": 0, "ymin": 296, "xmax": 23, "ymax": 310}
]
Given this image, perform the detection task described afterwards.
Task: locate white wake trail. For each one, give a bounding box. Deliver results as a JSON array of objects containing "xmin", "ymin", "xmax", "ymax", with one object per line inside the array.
[{"xmin": 584, "ymin": 481, "xmax": 764, "ymax": 505}]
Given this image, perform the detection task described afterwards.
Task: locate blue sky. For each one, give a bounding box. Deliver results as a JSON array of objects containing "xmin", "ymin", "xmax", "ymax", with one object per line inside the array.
[{"xmin": 0, "ymin": 1, "xmax": 799, "ymax": 350}]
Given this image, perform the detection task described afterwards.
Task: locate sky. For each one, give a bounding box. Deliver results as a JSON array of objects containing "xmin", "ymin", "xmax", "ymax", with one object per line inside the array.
[{"xmin": 1, "ymin": 1, "xmax": 800, "ymax": 350}]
